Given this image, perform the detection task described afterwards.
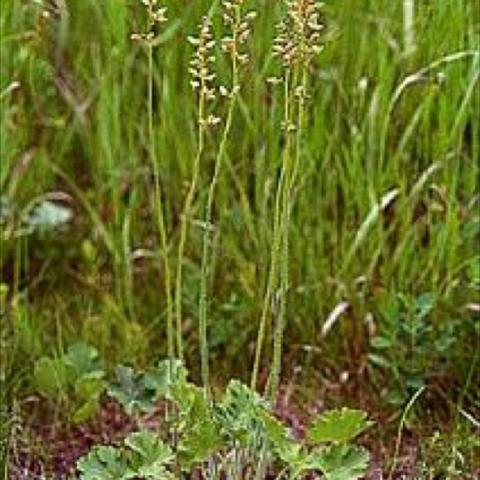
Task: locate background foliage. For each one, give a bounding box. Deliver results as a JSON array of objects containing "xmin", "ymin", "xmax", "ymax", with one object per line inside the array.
[{"xmin": 0, "ymin": 0, "xmax": 479, "ymax": 476}]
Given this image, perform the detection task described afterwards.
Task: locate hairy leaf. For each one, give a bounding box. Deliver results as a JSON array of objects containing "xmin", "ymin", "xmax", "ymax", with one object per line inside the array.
[
  {"xmin": 125, "ymin": 431, "xmax": 174, "ymax": 478},
  {"xmin": 308, "ymin": 408, "xmax": 372, "ymax": 444},
  {"xmin": 108, "ymin": 365, "xmax": 156, "ymax": 414},
  {"xmin": 259, "ymin": 409, "xmax": 302, "ymax": 466},
  {"xmin": 173, "ymin": 383, "xmax": 224, "ymax": 470},
  {"xmin": 309, "ymin": 444, "xmax": 369, "ymax": 480},
  {"xmin": 77, "ymin": 445, "xmax": 133, "ymax": 480},
  {"xmin": 217, "ymin": 380, "xmax": 266, "ymax": 447},
  {"xmin": 143, "ymin": 359, "xmax": 187, "ymax": 399}
]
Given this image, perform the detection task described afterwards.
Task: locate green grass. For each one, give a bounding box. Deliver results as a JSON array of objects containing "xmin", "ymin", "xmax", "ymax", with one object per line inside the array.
[{"xmin": 1, "ymin": 0, "xmax": 479, "ymax": 476}]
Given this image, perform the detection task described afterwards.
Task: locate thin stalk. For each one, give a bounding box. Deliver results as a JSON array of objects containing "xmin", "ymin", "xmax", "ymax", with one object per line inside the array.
[
  {"xmin": 146, "ymin": 4, "xmax": 174, "ymax": 358},
  {"xmin": 198, "ymin": 47, "xmax": 239, "ymax": 399},
  {"xmin": 122, "ymin": 198, "xmax": 135, "ymax": 321},
  {"xmin": 267, "ymin": 182, "xmax": 290, "ymax": 400},
  {"xmin": 388, "ymin": 386, "xmax": 425, "ymax": 480},
  {"xmin": 175, "ymin": 84, "xmax": 206, "ymax": 361},
  {"xmin": 289, "ymin": 69, "xmax": 308, "ymax": 201},
  {"xmin": 251, "ymin": 69, "xmax": 292, "ymax": 392},
  {"xmin": 268, "ymin": 67, "xmax": 307, "ymax": 400}
]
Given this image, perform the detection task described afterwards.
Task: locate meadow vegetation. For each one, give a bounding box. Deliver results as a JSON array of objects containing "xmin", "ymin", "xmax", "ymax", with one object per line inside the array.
[{"xmin": 0, "ymin": 0, "xmax": 479, "ymax": 478}]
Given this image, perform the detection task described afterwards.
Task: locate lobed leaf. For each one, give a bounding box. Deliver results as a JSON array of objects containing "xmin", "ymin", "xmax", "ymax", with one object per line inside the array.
[
  {"xmin": 125, "ymin": 431, "xmax": 174, "ymax": 479},
  {"xmin": 33, "ymin": 356, "xmax": 69, "ymax": 398},
  {"xmin": 308, "ymin": 408, "xmax": 373, "ymax": 444},
  {"xmin": 313, "ymin": 444, "xmax": 369, "ymax": 480},
  {"xmin": 108, "ymin": 365, "xmax": 156, "ymax": 415},
  {"xmin": 77, "ymin": 445, "xmax": 134, "ymax": 480}
]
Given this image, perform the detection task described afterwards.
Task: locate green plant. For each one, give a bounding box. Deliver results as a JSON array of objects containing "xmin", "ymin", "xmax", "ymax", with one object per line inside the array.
[
  {"xmin": 174, "ymin": 14, "xmax": 216, "ymax": 363},
  {"xmin": 368, "ymin": 290, "xmax": 476, "ymax": 406},
  {"xmin": 33, "ymin": 342, "xmax": 105, "ymax": 423},
  {"xmin": 197, "ymin": 0, "xmax": 257, "ymax": 401},
  {"xmin": 2, "ymin": 0, "xmax": 479, "ymax": 475},
  {"xmin": 78, "ymin": 430, "xmax": 175, "ymax": 480},
  {"xmin": 131, "ymin": 0, "xmax": 173, "ymax": 346},
  {"xmin": 252, "ymin": 0, "xmax": 324, "ymax": 398},
  {"xmin": 108, "ymin": 359, "xmax": 184, "ymax": 417},
  {"xmin": 78, "ymin": 359, "xmax": 371, "ymax": 479},
  {"xmin": 419, "ymin": 422, "xmax": 480, "ymax": 480}
]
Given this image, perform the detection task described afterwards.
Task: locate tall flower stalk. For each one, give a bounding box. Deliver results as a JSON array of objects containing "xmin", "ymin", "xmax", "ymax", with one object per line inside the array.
[
  {"xmin": 198, "ymin": 0, "xmax": 256, "ymax": 399},
  {"xmin": 131, "ymin": 1, "xmax": 174, "ymax": 358},
  {"xmin": 251, "ymin": 0, "xmax": 324, "ymax": 399},
  {"xmin": 250, "ymin": 69, "xmax": 292, "ymax": 392},
  {"xmin": 175, "ymin": 17, "xmax": 217, "ymax": 361}
]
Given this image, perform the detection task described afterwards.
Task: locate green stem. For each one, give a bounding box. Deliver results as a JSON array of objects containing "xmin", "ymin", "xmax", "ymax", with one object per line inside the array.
[
  {"xmin": 289, "ymin": 68, "xmax": 307, "ymax": 201},
  {"xmin": 268, "ymin": 67, "xmax": 307, "ymax": 400},
  {"xmin": 251, "ymin": 69, "xmax": 292, "ymax": 392},
  {"xmin": 198, "ymin": 73, "xmax": 238, "ymax": 401},
  {"xmin": 147, "ymin": 8, "xmax": 174, "ymax": 359},
  {"xmin": 175, "ymin": 85, "xmax": 206, "ymax": 361},
  {"xmin": 198, "ymin": 5, "xmax": 244, "ymax": 399},
  {"xmin": 267, "ymin": 68, "xmax": 295, "ymax": 401}
]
